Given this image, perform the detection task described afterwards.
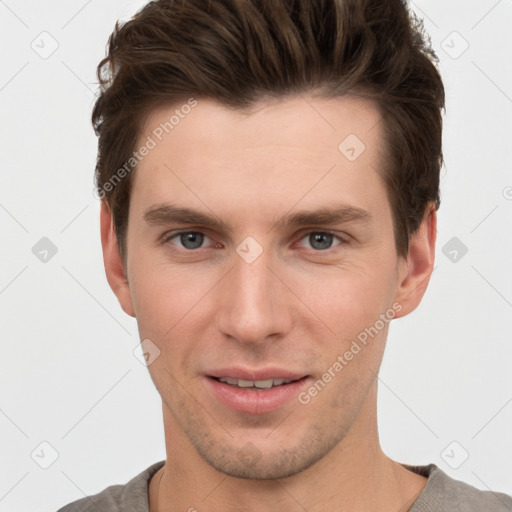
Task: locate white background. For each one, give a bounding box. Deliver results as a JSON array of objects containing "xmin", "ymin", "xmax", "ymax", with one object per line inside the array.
[{"xmin": 1, "ymin": 1, "xmax": 511, "ymax": 510}]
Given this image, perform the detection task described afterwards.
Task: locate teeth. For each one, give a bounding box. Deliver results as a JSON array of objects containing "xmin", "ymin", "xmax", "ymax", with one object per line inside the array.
[
  {"xmin": 237, "ymin": 379, "xmax": 255, "ymax": 388},
  {"xmin": 217, "ymin": 377, "xmax": 294, "ymax": 388},
  {"xmin": 220, "ymin": 377, "xmax": 238, "ymax": 386},
  {"xmin": 254, "ymin": 379, "xmax": 274, "ymax": 389}
]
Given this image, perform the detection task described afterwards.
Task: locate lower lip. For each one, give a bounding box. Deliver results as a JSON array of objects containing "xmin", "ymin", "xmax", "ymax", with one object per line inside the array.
[{"xmin": 206, "ymin": 377, "xmax": 309, "ymax": 414}]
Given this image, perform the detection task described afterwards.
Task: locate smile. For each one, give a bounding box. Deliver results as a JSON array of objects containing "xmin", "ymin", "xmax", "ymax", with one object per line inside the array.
[
  {"xmin": 207, "ymin": 375, "xmax": 310, "ymax": 414},
  {"xmin": 214, "ymin": 377, "xmax": 297, "ymax": 389}
]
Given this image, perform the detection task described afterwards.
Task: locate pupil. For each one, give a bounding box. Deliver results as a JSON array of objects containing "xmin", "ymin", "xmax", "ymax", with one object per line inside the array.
[
  {"xmin": 310, "ymin": 232, "xmax": 332, "ymax": 250},
  {"xmin": 180, "ymin": 232, "xmax": 204, "ymax": 249}
]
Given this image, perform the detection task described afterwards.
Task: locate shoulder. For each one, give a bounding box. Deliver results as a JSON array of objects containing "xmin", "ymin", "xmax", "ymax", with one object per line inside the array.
[
  {"xmin": 405, "ymin": 463, "xmax": 512, "ymax": 512},
  {"xmin": 442, "ymin": 472, "xmax": 512, "ymax": 512},
  {"xmin": 56, "ymin": 460, "xmax": 165, "ymax": 512}
]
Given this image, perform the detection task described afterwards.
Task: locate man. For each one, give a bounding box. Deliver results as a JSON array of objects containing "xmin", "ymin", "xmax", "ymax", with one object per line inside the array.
[{"xmin": 58, "ymin": 0, "xmax": 512, "ymax": 510}]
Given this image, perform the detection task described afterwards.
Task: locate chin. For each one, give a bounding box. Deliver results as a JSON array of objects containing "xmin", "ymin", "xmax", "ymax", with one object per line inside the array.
[{"xmin": 191, "ymin": 427, "xmax": 342, "ymax": 480}]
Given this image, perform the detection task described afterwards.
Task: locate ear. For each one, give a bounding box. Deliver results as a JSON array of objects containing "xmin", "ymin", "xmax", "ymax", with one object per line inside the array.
[
  {"xmin": 100, "ymin": 201, "xmax": 136, "ymax": 317},
  {"xmin": 393, "ymin": 204, "xmax": 437, "ymax": 318}
]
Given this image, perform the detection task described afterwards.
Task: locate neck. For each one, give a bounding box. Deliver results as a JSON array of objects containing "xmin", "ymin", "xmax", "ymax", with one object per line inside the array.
[{"xmin": 149, "ymin": 384, "xmax": 427, "ymax": 512}]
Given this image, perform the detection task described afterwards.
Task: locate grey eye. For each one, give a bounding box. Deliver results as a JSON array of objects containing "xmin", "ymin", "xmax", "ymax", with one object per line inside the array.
[
  {"xmin": 179, "ymin": 232, "xmax": 205, "ymax": 249},
  {"xmin": 308, "ymin": 232, "xmax": 334, "ymax": 250}
]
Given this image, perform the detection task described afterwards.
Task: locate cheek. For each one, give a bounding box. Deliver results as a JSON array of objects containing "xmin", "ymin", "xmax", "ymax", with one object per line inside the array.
[
  {"xmin": 288, "ymin": 260, "xmax": 397, "ymax": 337},
  {"xmin": 128, "ymin": 256, "xmax": 215, "ymax": 342}
]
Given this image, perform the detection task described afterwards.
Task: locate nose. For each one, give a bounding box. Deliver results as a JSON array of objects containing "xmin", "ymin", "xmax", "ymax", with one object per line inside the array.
[{"xmin": 216, "ymin": 246, "xmax": 293, "ymax": 345}]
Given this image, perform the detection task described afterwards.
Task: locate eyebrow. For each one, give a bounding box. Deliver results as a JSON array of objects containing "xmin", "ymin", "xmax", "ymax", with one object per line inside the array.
[
  {"xmin": 144, "ymin": 204, "xmax": 233, "ymax": 233},
  {"xmin": 274, "ymin": 205, "xmax": 372, "ymax": 229},
  {"xmin": 143, "ymin": 203, "xmax": 372, "ymax": 232}
]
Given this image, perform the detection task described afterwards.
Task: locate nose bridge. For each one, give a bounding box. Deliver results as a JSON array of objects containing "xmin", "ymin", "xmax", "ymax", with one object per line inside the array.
[{"xmin": 216, "ymin": 245, "xmax": 290, "ymax": 343}]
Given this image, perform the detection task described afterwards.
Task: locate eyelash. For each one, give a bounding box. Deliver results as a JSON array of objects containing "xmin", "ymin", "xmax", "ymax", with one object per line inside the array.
[{"xmin": 161, "ymin": 230, "xmax": 348, "ymax": 252}]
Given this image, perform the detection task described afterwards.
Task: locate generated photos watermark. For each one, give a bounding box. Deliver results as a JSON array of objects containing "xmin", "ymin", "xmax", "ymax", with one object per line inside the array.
[
  {"xmin": 94, "ymin": 98, "xmax": 198, "ymax": 200},
  {"xmin": 298, "ymin": 301, "xmax": 403, "ymax": 405}
]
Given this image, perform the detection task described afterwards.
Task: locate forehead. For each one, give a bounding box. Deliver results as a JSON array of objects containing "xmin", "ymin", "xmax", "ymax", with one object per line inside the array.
[
  {"xmin": 131, "ymin": 94, "xmax": 387, "ymax": 224},
  {"xmin": 139, "ymin": 94, "xmax": 382, "ymax": 158}
]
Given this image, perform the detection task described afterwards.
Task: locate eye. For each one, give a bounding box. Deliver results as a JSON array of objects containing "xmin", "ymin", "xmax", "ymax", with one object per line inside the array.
[
  {"xmin": 297, "ymin": 232, "xmax": 345, "ymax": 251},
  {"xmin": 165, "ymin": 231, "xmax": 212, "ymax": 250}
]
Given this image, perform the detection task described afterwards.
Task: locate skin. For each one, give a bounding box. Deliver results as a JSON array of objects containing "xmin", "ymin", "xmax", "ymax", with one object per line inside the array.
[{"xmin": 101, "ymin": 94, "xmax": 436, "ymax": 512}]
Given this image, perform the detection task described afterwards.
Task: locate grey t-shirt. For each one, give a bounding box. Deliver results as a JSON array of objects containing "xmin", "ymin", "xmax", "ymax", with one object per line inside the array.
[{"xmin": 57, "ymin": 460, "xmax": 512, "ymax": 511}]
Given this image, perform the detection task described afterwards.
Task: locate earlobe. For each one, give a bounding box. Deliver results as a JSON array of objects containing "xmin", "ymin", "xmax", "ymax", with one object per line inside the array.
[
  {"xmin": 393, "ymin": 205, "xmax": 437, "ymax": 318},
  {"xmin": 100, "ymin": 201, "xmax": 136, "ymax": 318}
]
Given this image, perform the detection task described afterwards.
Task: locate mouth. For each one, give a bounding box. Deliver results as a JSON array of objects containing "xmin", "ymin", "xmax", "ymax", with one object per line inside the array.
[
  {"xmin": 205, "ymin": 371, "xmax": 310, "ymax": 414},
  {"xmin": 210, "ymin": 376, "xmax": 303, "ymax": 390}
]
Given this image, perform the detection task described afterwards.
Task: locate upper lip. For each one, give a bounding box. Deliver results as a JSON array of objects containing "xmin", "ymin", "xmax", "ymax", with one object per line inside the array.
[{"xmin": 207, "ymin": 367, "xmax": 307, "ymax": 381}]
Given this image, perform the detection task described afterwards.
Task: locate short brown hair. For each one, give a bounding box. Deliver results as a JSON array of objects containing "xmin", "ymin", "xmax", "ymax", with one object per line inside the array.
[{"xmin": 92, "ymin": 0, "xmax": 444, "ymax": 260}]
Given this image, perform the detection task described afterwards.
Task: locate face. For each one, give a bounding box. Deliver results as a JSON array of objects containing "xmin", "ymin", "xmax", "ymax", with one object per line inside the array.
[{"xmin": 105, "ymin": 94, "xmax": 430, "ymax": 479}]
